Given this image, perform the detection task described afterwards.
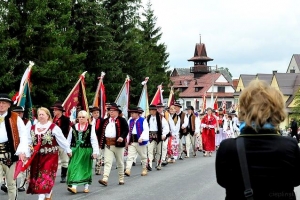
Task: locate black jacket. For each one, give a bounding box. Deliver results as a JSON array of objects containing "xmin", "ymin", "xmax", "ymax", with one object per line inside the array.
[
  {"xmin": 53, "ymin": 115, "xmax": 70, "ymax": 138},
  {"xmin": 216, "ymin": 127, "xmax": 300, "ymax": 200}
]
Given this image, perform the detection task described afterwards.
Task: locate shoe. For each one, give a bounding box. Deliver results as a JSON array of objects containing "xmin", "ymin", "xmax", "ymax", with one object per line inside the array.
[
  {"xmin": 193, "ymin": 154, "xmax": 196, "ymax": 157},
  {"xmin": 156, "ymin": 166, "xmax": 162, "ymax": 170},
  {"xmin": 67, "ymin": 187, "xmax": 77, "ymax": 194},
  {"xmin": 146, "ymin": 165, "xmax": 152, "ymax": 171},
  {"xmin": 203, "ymin": 152, "xmax": 208, "ymax": 157},
  {"xmin": 141, "ymin": 168, "xmax": 148, "ymax": 176},
  {"xmin": 124, "ymin": 169, "xmax": 130, "ymax": 176},
  {"xmin": 1, "ymin": 184, "xmax": 7, "ymax": 193},
  {"xmin": 179, "ymin": 156, "xmax": 183, "ymax": 160},
  {"xmin": 95, "ymin": 172, "xmax": 101, "ymax": 175},
  {"xmin": 18, "ymin": 186, "xmax": 26, "ymax": 192},
  {"xmin": 198, "ymin": 149, "xmax": 203, "ymax": 152},
  {"xmin": 209, "ymin": 152, "xmax": 212, "ymax": 157},
  {"xmin": 185, "ymin": 156, "xmax": 189, "ymax": 158},
  {"xmin": 119, "ymin": 181, "xmax": 125, "ymax": 185},
  {"xmin": 60, "ymin": 176, "xmax": 66, "ymax": 183},
  {"xmin": 98, "ymin": 179, "xmax": 108, "ymax": 186},
  {"xmin": 162, "ymin": 161, "xmax": 168, "ymax": 166},
  {"xmin": 83, "ymin": 189, "xmax": 89, "ymax": 193},
  {"xmin": 132, "ymin": 162, "xmax": 136, "ymax": 166}
]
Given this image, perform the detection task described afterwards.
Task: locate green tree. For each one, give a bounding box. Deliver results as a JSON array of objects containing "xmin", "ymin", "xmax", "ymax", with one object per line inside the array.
[
  {"xmin": 0, "ymin": 0, "xmax": 86, "ymax": 107},
  {"xmin": 138, "ymin": 1, "xmax": 171, "ymax": 100},
  {"xmin": 292, "ymin": 88, "xmax": 300, "ymax": 123}
]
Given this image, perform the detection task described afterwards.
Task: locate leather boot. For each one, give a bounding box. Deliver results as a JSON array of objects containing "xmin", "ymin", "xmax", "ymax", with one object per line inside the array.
[{"xmin": 60, "ymin": 167, "xmax": 68, "ymax": 183}]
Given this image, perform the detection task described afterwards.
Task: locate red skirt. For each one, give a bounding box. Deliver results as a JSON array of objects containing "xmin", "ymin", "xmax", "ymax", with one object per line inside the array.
[
  {"xmin": 202, "ymin": 128, "xmax": 215, "ymax": 151},
  {"xmin": 27, "ymin": 152, "xmax": 59, "ymax": 194}
]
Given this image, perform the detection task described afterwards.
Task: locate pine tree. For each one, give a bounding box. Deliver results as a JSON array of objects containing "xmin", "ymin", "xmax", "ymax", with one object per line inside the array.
[{"xmin": 0, "ymin": 0, "xmax": 86, "ymax": 107}]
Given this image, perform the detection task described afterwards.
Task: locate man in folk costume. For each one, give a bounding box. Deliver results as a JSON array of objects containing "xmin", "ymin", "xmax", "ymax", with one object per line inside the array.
[
  {"xmin": 156, "ymin": 103, "xmax": 170, "ymax": 166},
  {"xmin": 90, "ymin": 106, "xmax": 104, "ymax": 175},
  {"xmin": 230, "ymin": 110, "xmax": 240, "ymax": 138},
  {"xmin": 0, "ymin": 93, "xmax": 29, "ymax": 200},
  {"xmin": 201, "ymin": 107, "xmax": 217, "ymax": 157},
  {"xmin": 181, "ymin": 106, "xmax": 200, "ymax": 158},
  {"xmin": 146, "ymin": 104, "xmax": 169, "ymax": 171},
  {"xmin": 12, "ymin": 106, "xmax": 32, "ymax": 192},
  {"xmin": 125, "ymin": 107, "xmax": 149, "ymax": 176},
  {"xmin": 98, "ymin": 103, "xmax": 129, "ymax": 186},
  {"xmin": 215, "ymin": 108, "xmax": 225, "ymax": 150},
  {"xmin": 174, "ymin": 101, "xmax": 186, "ymax": 160},
  {"xmin": 51, "ymin": 101, "xmax": 71, "ymax": 183}
]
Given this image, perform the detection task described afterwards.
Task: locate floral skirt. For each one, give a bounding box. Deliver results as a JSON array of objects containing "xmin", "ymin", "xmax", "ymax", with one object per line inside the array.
[{"xmin": 27, "ymin": 152, "xmax": 58, "ymax": 194}]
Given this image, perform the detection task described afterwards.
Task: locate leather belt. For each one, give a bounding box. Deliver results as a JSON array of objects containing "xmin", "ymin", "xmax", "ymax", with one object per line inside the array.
[
  {"xmin": 106, "ymin": 137, "xmax": 116, "ymax": 146},
  {"xmin": 131, "ymin": 134, "xmax": 139, "ymax": 143}
]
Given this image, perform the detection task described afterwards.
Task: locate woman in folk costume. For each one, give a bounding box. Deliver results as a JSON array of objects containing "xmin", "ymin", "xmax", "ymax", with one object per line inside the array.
[
  {"xmin": 201, "ymin": 107, "xmax": 217, "ymax": 157},
  {"xmin": 166, "ymin": 105, "xmax": 181, "ymax": 162},
  {"xmin": 27, "ymin": 107, "xmax": 72, "ymax": 200},
  {"xmin": 67, "ymin": 110, "xmax": 99, "ymax": 194}
]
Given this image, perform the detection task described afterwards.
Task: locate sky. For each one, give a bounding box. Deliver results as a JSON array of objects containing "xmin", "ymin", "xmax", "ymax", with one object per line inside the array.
[{"xmin": 141, "ymin": 0, "xmax": 300, "ymax": 78}]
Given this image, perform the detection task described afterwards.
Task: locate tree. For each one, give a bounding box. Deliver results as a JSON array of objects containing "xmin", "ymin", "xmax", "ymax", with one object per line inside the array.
[
  {"xmin": 138, "ymin": 1, "xmax": 171, "ymax": 100},
  {"xmin": 292, "ymin": 88, "xmax": 300, "ymax": 123},
  {"xmin": 0, "ymin": 0, "xmax": 86, "ymax": 107}
]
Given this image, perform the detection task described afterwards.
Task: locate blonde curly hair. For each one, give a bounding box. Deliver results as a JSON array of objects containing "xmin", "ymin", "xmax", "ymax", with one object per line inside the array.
[{"xmin": 238, "ymin": 79, "xmax": 286, "ymax": 129}]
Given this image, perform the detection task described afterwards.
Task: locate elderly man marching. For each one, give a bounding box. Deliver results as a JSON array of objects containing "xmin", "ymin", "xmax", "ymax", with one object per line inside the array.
[
  {"xmin": 0, "ymin": 93, "xmax": 29, "ymax": 200},
  {"xmin": 51, "ymin": 101, "xmax": 71, "ymax": 183},
  {"xmin": 98, "ymin": 103, "xmax": 129, "ymax": 186},
  {"xmin": 125, "ymin": 107, "xmax": 149, "ymax": 177},
  {"xmin": 173, "ymin": 102, "xmax": 186, "ymax": 160},
  {"xmin": 181, "ymin": 106, "xmax": 200, "ymax": 158},
  {"xmin": 146, "ymin": 104, "xmax": 169, "ymax": 171}
]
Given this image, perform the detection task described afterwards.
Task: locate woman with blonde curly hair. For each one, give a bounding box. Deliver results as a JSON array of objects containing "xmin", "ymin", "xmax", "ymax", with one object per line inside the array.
[
  {"xmin": 216, "ymin": 80, "xmax": 300, "ymax": 200},
  {"xmin": 27, "ymin": 107, "xmax": 72, "ymax": 200}
]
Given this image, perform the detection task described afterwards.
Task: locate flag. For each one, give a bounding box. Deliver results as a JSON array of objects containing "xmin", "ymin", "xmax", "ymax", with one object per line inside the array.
[
  {"xmin": 150, "ymin": 84, "xmax": 163, "ymax": 105},
  {"xmin": 137, "ymin": 77, "xmax": 149, "ymax": 117},
  {"xmin": 201, "ymin": 93, "xmax": 206, "ymax": 112},
  {"xmin": 221, "ymin": 99, "xmax": 227, "ymax": 114},
  {"xmin": 15, "ymin": 62, "xmax": 34, "ymax": 123},
  {"xmin": 12, "ymin": 61, "xmax": 34, "ymax": 105},
  {"xmin": 167, "ymin": 86, "xmax": 175, "ymax": 107},
  {"xmin": 229, "ymin": 103, "xmax": 235, "ymax": 113},
  {"xmin": 213, "ymin": 96, "xmax": 218, "ymax": 111},
  {"xmin": 18, "ymin": 82, "xmax": 34, "ymax": 123},
  {"xmin": 93, "ymin": 72, "xmax": 106, "ymax": 118},
  {"xmin": 115, "ymin": 75, "xmax": 131, "ymax": 119},
  {"xmin": 62, "ymin": 71, "xmax": 89, "ymax": 123}
]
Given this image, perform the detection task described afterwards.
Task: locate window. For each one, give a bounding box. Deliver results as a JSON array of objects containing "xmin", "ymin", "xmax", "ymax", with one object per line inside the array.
[
  {"xmin": 195, "ymin": 87, "xmax": 199, "ymax": 92},
  {"xmin": 218, "ymin": 86, "xmax": 225, "ymax": 93},
  {"xmin": 186, "ymin": 101, "xmax": 191, "ymax": 108},
  {"xmin": 196, "ymin": 101, "xmax": 200, "ymax": 110},
  {"xmin": 290, "ymin": 69, "xmax": 295, "ymax": 73}
]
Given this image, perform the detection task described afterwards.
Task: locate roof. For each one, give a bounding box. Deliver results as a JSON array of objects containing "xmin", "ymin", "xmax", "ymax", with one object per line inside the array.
[
  {"xmin": 293, "ymin": 54, "xmax": 300, "ymax": 71},
  {"xmin": 240, "ymin": 74, "xmax": 256, "ymax": 87},
  {"xmin": 171, "ymin": 73, "xmax": 234, "ymax": 98},
  {"xmin": 274, "ymin": 73, "xmax": 299, "ymax": 95},
  {"xmin": 188, "ymin": 43, "xmax": 213, "ymax": 62},
  {"xmin": 285, "ymin": 74, "xmax": 300, "ymax": 106},
  {"xmin": 256, "ymin": 74, "xmax": 273, "ymax": 84},
  {"xmin": 170, "ymin": 68, "xmax": 191, "ymax": 76},
  {"xmin": 232, "ymin": 79, "xmax": 239, "ymax": 90}
]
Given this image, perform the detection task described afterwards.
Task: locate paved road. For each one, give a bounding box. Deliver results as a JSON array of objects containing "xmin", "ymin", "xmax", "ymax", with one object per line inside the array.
[{"xmin": 2, "ymin": 152, "xmax": 300, "ymax": 200}]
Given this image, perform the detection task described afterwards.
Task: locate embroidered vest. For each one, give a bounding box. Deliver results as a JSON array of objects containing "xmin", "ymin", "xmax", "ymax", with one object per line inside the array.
[
  {"xmin": 70, "ymin": 124, "xmax": 92, "ymax": 148},
  {"xmin": 129, "ymin": 118, "xmax": 147, "ymax": 145}
]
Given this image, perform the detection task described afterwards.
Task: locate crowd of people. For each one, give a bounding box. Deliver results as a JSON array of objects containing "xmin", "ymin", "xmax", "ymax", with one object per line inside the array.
[{"xmin": 0, "ymin": 90, "xmax": 245, "ymax": 200}]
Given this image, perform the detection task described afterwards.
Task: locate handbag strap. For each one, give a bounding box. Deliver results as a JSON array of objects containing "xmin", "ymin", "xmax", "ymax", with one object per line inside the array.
[{"xmin": 237, "ymin": 137, "xmax": 254, "ymax": 200}]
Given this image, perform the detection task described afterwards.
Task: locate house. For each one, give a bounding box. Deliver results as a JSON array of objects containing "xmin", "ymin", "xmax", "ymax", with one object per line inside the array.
[
  {"xmin": 170, "ymin": 43, "xmax": 235, "ymax": 111},
  {"xmin": 286, "ymin": 54, "xmax": 300, "ymax": 73}
]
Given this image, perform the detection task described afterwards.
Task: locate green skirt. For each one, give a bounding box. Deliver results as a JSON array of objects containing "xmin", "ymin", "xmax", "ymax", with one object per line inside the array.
[{"xmin": 67, "ymin": 146, "xmax": 93, "ymax": 186}]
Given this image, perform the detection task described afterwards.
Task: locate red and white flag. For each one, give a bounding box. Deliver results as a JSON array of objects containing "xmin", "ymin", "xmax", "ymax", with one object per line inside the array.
[
  {"xmin": 93, "ymin": 72, "xmax": 106, "ymax": 118},
  {"xmin": 201, "ymin": 93, "xmax": 207, "ymax": 112},
  {"xmin": 62, "ymin": 71, "xmax": 89, "ymax": 123},
  {"xmin": 167, "ymin": 86, "xmax": 175, "ymax": 107},
  {"xmin": 150, "ymin": 84, "xmax": 163, "ymax": 105}
]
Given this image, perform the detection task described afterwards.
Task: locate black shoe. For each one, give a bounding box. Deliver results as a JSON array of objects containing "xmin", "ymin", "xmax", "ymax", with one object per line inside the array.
[
  {"xmin": 132, "ymin": 162, "xmax": 136, "ymax": 166},
  {"xmin": 18, "ymin": 186, "xmax": 25, "ymax": 192},
  {"xmin": 1, "ymin": 184, "xmax": 7, "ymax": 193},
  {"xmin": 162, "ymin": 161, "xmax": 168, "ymax": 166},
  {"xmin": 146, "ymin": 165, "xmax": 152, "ymax": 171},
  {"xmin": 179, "ymin": 156, "xmax": 183, "ymax": 160},
  {"xmin": 60, "ymin": 177, "xmax": 66, "ymax": 183}
]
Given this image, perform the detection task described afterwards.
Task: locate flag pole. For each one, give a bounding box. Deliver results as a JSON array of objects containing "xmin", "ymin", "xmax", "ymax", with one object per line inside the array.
[
  {"xmin": 92, "ymin": 72, "xmax": 105, "ymax": 106},
  {"xmin": 17, "ymin": 61, "xmax": 34, "ymax": 106}
]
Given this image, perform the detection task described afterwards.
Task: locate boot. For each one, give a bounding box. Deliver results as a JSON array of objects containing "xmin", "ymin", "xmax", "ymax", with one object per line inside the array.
[{"xmin": 60, "ymin": 167, "xmax": 68, "ymax": 183}]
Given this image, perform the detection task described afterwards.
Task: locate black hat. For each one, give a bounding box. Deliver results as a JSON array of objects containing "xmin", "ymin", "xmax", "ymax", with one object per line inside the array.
[
  {"xmin": 13, "ymin": 106, "xmax": 25, "ymax": 112},
  {"xmin": 174, "ymin": 101, "xmax": 182, "ymax": 108},
  {"xmin": 186, "ymin": 106, "xmax": 194, "ymax": 111},
  {"xmin": 230, "ymin": 110, "xmax": 237, "ymax": 115},
  {"xmin": 137, "ymin": 107, "xmax": 144, "ymax": 113},
  {"xmin": 218, "ymin": 108, "xmax": 223, "ymax": 111},
  {"xmin": 50, "ymin": 102, "xmax": 65, "ymax": 112},
  {"xmin": 149, "ymin": 104, "xmax": 157, "ymax": 110},
  {"xmin": 90, "ymin": 106, "xmax": 100, "ymax": 112},
  {"xmin": 0, "ymin": 93, "xmax": 13, "ymax": 104},
  {"xmin": 107, "ymin": 102, "xmax": 121, "ymax": 112},
  {"xmin": 129, "ymin": 106, "xmax": 143, "ymax": 114},
  {"xmin": 156, "ymin": 103, "xmax": 164, "ymax": 108}
]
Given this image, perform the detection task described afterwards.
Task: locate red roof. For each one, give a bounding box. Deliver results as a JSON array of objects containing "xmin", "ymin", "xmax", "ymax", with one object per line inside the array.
[
  {"xmin": 188, "ymin": 43, "xmax": 213, "ymax": 62},
  {"xmin": 171, "ymin": 73, "xmax": 234, "ymax": 98}
]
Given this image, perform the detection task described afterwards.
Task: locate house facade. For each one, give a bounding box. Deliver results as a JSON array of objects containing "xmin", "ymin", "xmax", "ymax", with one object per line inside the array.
[{"xmin": 169, "ymin": 43, "xmax": 235, "ymax": 112}]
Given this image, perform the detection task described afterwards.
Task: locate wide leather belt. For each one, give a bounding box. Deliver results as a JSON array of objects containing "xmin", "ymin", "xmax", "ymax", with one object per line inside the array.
[
  {"xmin": 131, "ymin": 134, "xmax": 139, "ymax": 143},
  {"xmin": 106, "ymin": 137, "xmax": 116, "ymax": 146}
]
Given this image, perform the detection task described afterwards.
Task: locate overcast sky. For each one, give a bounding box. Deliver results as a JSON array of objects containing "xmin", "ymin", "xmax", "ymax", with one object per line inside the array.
[{"xmin": 141, "ymin": 0, "xmax": 300, "ymax": 78}]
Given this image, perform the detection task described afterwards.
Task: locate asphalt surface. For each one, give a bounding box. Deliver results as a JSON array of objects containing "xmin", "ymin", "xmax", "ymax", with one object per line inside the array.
[{"xmin": 2, "ymin": 151, "xmax": 300, "ymax": 200}]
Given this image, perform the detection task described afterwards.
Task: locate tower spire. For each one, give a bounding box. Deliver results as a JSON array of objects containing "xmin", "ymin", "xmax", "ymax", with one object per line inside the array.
[{"xmin": 199, "ymin": 34, "xmax": 201, "ymax": 44}]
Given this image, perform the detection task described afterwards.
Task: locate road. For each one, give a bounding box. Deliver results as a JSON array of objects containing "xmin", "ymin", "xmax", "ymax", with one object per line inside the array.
[{"xmin": 2, "ymin": 152, "xmax": 300, "ymax": 200}]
